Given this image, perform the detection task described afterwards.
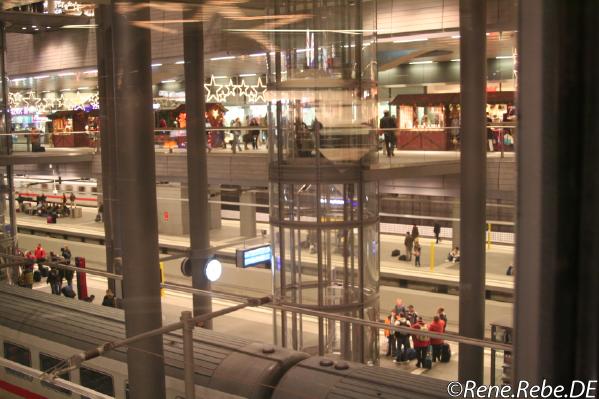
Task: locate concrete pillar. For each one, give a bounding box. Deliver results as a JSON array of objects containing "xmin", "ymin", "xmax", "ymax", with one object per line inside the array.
[
  {"xmin": 156, "ymin": 184, "xmax": 187, "ymax": 236},
  {"xmin": 240, "ymin": 191, "xmax": 257, "ymax": 238},
  {"xmin": 452, "ymin": 199, "xmax": 460, "ymax": 248},
  {"xmin": 209, "ymin": 189, "xmax": 222, "ymax": 230},
  {"xmin": 111, "ymin": 2, "xmax": 166, "ymax": 397}
]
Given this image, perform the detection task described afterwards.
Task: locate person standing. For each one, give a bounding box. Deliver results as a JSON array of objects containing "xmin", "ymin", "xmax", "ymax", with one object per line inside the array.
[
  {"xmin": 393, "ymin": 313, "xmax": 412, "ymax": 363},
  {"xmin": 47, "ymin": 267, "xmax": 60, "ymax": 295},
  {"xmin": 411, "ymin": 224, "xmax": 419, "ymax": 240},
  {"xmin": 404, "ymin": 232, "xmax": 414, "ymax": 261},
  {"xmin": 413, "ymin": 239, "xmax": 421, "ymax": 267},
  {"xmin": 393, "ymin": 297, "xmax": 406, "ymax": 316},
  {"xmin": 433, "ymin": 222, "xmax": 441, "ymax": 243},
  {"xmin": 249, "ymin": 118, "xmax": 260, "ymax": 150},
  {"xmin": 437, "ymin": 307, "xmax": 448, "ymax": 332},
  {"xmin": 428, "ymin": 315, "xmax": 445, "ymax": 362},
  {"xmin": 411, "ymin": 317, "xmax": 430, "ymax": 368},
  {"xmin": 380, "ymin": 110, "xmax": 397, "ymax": 157},
  {"xmin": 384, "ymin": 311, "xmax": 397, "ymax": 356},
  {"xmin": 34, "ymin": 243, "xmax": 46, "ymax": 268}
]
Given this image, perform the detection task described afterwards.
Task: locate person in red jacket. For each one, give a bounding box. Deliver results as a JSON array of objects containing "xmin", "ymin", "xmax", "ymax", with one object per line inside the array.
[
  {"xmin": 428, "ymin": 315, "xmax": 445, "ymax": 362},
  {"xmin": 411, "ymin": 317, "xmax": 430, "ymax": 368},
  {"xmin": 34, "ymin": 243, "xmax": 46, "ymax": 267}
]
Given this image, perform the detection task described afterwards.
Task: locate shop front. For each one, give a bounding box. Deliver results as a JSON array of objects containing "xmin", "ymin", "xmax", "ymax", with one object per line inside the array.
[{"xmin": 390, "ymin": 91, "xmax": 516, "ymax": 151}]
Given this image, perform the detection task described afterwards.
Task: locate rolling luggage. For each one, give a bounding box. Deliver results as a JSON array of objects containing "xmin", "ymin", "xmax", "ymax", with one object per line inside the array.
[
  {"xmin": 441, "ymin": 344, "xmax": 451, "ymax": 363},
  {"xmin": 33, "ymin": 270, "xmax": 41, "ymax": 283},
  {"xmin": 399, "ymin": 255, "xmax": 407, "ymax": 261},
  {"xmin": 423, "ymin": 352, "xmax": 433, "ymax": 369},
  {"xmin": 406, "ymin": 348, "xmax": 417, "ymax": 361},
  {"xmin": 391, "ymin": 249, "xmax": 400, "ymax": 257}
]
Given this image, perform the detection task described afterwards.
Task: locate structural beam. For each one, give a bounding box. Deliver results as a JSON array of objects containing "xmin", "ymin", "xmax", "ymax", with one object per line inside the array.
[
  {"xmin": 182, "ymin": 6, "xmax": 212, "ymax": 326},
  {"xmin": 111, "ymin": 1, "xmax": 166, "ymax": 397},
  {"xmin": 458, "ymin": 0, "xmax": 487, "ymax": 383}
]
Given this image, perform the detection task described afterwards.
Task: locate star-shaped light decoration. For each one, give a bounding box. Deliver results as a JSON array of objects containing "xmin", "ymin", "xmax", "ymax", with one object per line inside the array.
[
  {"xmin": 253, "ymin": 77, "xmax": 267, "ymax": 103},
  {"xmin": 204, "ymin": 75, "xmax": 222, "ymax": 103},
  {"xmin": 237, "ymin": 79, "xmax": 250, "ymax": 99}
]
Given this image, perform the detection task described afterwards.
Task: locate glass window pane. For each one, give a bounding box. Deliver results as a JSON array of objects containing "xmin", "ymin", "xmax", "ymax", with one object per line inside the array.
[
  {"xmin": 3, "ymin": 342, "xmax": 32, "ymax": 380},
  {"xmin": 80, "ymin": 367, "xmax": 114, "ymax": 397}
]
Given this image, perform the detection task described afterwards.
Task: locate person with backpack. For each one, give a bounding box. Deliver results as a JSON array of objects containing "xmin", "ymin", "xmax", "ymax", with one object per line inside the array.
[
  {"xmin": 404, "ymin": 232, "xmax": 414, "ymax": 261},
  {"xmin": 428, "ymin": 315, "xmax": 445, "ymax": 362},
  {"xmin": 412, "ymin": 317, "xmax": 430, "ymax": 368},
  {"xmin": 47, "ymin": 267, "xmax": 61, "ymax": 295},
  {"xmin": 384, "ymin": 311, "xmax": 397, "ymax": 356},
  {"xmin": 392, "ymin": 313, "xmax": 412, "ymax": 363}
]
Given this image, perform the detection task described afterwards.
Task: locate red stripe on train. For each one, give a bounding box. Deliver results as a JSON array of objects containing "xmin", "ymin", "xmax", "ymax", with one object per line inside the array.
[
  {"xmin": 18, "ymin": 192, "xmax": 97, "ymax": 202},
  {"xmin": 0, "ymin": 379, "xmax": 47, "ymax": 399}
]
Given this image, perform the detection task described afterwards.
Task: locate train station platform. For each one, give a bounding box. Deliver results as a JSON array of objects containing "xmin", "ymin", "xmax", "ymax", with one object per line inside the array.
[{"xmin": 15, "ymin": 206, "xmax": 515, "ymax": 301}]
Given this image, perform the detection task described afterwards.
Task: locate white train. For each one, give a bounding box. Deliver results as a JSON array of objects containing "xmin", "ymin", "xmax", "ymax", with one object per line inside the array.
[
  {"xmin": 0, "ymin": 284, "xmax": 448, "ymax": 399},
  {"xmin": 13, "ymin": 176, "xmax": 100, "ymax": 208}
]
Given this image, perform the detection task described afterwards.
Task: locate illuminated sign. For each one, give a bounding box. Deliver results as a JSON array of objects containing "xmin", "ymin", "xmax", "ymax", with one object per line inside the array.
[{"xmin": 236, "ymin": 245, "xmax": 272, "ymax": 268}]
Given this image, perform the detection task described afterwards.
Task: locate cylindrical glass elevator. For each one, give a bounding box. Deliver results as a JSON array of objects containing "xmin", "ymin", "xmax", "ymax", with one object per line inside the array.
[{"xmin": 267, "ymin": 0, "xmax": 379, "ymax": 364}]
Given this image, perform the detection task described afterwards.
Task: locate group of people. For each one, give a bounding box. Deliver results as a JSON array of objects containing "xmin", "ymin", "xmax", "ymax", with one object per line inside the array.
[
  {"xmin": 403, "ymin": 224, "xmax": 422, "ymax": 267},
  {"xmin": 17, "ymin": 243, "xmax": 73, "ymax": 293},
  {"xmin": 16, "ymin": 192, "xmax": 77, "ymax": 221},
  {"xmin": 15, "ymin": 242, "xmax": 117, "ymax": 307},
  {"xmin": 384, "ymin": 298, "xmax": 449, "ymax": 368},
  {"xmin": 228, "ymin": 116, "xmax": 267, "ymax": 153}
]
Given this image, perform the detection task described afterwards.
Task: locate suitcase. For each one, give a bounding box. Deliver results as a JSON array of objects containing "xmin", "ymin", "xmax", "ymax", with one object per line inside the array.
[
  {"xmin": 441, "ymin": 344, "xmax": 451, "ymax": 363},
  {"xmin": 423, "ymin": 353, "xmax": 433, "ymax": 369},
  {"xmin": 39, "ymin": 266, "xmax": 49, "ymax": 278},
  {"xmin": 406, "ymin": 348, "xmax": 417, "ymax": 361},
  {"xmin": 399, "ymin": 255, "xmax": 407, "ymax": 261},
  {"xmin": 391, "ymin": 249, "xmax": 400, "ymax": 257},
  {"xmin": 47, "ymin": 215, "xmax": 56, "ymax": 224},
  {"xmin": 398, "ymin": 350, "xmax": 407, "ymax": 362},
  {"xmin": 33, "ymin": 270, "xmax": 41, "ymax": 283}
]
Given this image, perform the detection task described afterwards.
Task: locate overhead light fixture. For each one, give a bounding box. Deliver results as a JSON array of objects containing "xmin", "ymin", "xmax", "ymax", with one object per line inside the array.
[
  {"xmin": 60, "ymin": 88, "xmax": 71, "ymax": 92},
  {"xmin": 58, "ymin": 72, "xmax": 75, "ymax": 77},
  {"xmin": 77, "ymin": 87, "xmax": 89, "ymax": 90},
  {"xmin": 62, "ymin": 24, "xmax": 98, "ymax": 29},
  {"xmin": 213, "ymin": 75, "xmax": 228, "ymax": 79},
  {"xmin": 249, "ymin": 52, "xmax": 267, "ymax": 57},
  {"xmin": 394, "ymin": 38, "xmax": 428, "ymax": 43},
  {"xmin": 451, "ymin": 35, "xmax": 460, "ymax": 39},
  {"xmin": 161, "ymin": 79, "xmax": 176, "ymax": 83},
  {"xmin": 409, "ymin": 60, "xmax": 435, "ymax": 65},
  {"xmin": 204, "ymin": 258, "xmax": 222, "ymax": 282},
  {"xmin": 11, "ymin": 78, "xmax": 26, "ymax": 82},
  {"xmin": 21, "ymin": 27, "xmax": 26, "ymax": 30},
  {"xmin": 496, "ymin": 56, "xmax": 513, "ymax": 59},
  {"xmin": 296, "ymin": 48, "xmax": 309, "ymax": 53},
  {"xmin": 239, "ymin": 73, "xmax": 257, "ymax": 77},
  {"xmin": 451, "ymin": 59, "xmax": 461, "ymax": 62},
  {"xmin": 41, "ymin": 90, "xmax": 51, "ymax": 93},
  {"xmin": 486, "ymin": 33, "xmax": 491, "ymax": 36},
  {"xmin": 210, "ymin": 56, "xmax": 235, "ymax": 61},
  {"xmin": 83, "ymin": 70, "xmax": 98, "ymax": 74},
  {"xmin": 175, "ymin": 60, "xmax": 185, "ymax": 64},
  {"xmin": 34, "ymin": 75, "xmax": 49, "ymax": 79},
  {"xmin": 151, "ymin": 63, "xmax": 162, "ymax": 67},
  {"xmin": 46, "ymin": 27, "xmax": 51, "ymax": 29},
  {"xmin": 31, "ymin": 25, "xmax": 37, "ymax": 28}
]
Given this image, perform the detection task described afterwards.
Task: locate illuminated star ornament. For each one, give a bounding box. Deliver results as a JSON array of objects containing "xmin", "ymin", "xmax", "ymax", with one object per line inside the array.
[{"xmin": 204, "ymin": 75, "xmax": 267, "ymax": 104}]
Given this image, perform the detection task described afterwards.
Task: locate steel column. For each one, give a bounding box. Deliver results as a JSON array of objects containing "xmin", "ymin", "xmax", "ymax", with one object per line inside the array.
[
  {"xmin": 112, "ymin": 1, "xmax": 166, "ymax": 397},
  {"xmin": 182, "ymin": 7, "xmax": 212, "ymax": 325},
  {"xmin": 458, "ymin": 0, "xmax": 487, "ymax": 383},
  {"xmin": 95, "ymin": 4, "xmax": 123, "ymax": 302},
  {"xmin": 181, "ymin": 311, "xmax": 196, "ymax": 399}
]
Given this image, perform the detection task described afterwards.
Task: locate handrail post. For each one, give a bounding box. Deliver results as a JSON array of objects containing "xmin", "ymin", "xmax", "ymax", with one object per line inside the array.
[{"xmin": 181, "ymin": 311, "xmax": 195, "ymax": 399}]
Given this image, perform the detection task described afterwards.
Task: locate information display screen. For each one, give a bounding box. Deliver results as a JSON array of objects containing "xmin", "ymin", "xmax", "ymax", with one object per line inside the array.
[{"xmin": 236, "ymin": 245, "xmax": 272, "ymax": 268}]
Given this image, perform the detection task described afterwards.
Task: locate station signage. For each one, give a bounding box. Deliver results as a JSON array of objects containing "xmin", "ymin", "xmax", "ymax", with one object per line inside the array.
[{"xmin": 236, "ymin": 245, "xmax": 272, "ymax": 269}]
